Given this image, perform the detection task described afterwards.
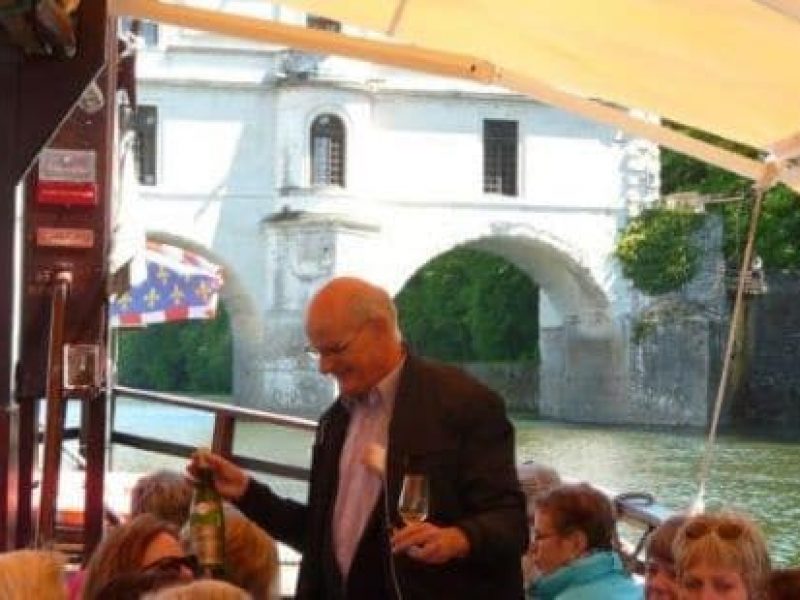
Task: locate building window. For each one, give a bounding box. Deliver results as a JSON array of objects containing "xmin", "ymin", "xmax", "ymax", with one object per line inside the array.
[
  {"xmin": 134, "ymin": 105, "xmax": 158, "ymax": 186},
  {"xmin": 311, "ymin": 114, "xmax": 346, "ymax": 187},
  {"xmin": 306, "ymin": 15, "xmax": 341, "ymax": 33},
  {"xmin": 483, "ymin": 119, "xmax": 518, "ymax": 196}
]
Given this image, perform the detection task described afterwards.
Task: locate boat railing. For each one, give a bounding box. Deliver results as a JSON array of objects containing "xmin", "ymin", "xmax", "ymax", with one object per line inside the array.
[
  {"xmin": 107, "ymin": 385, "xmax": 317, "ymax": 483},
  {"xmin": 58, "ymin": 387, "xmax": 663, "ymax": 581}
]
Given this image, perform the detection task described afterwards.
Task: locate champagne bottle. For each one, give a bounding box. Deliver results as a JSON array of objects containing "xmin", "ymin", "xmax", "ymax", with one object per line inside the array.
[{"xmin": 190, "ymin": 450, "xmax": 226, "ymax": 578}]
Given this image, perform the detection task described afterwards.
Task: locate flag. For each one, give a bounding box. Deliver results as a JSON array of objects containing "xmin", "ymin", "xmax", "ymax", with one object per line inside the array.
[{"xmin": 110, "ymin": 241, "xmax": 223, "ymax": 327}]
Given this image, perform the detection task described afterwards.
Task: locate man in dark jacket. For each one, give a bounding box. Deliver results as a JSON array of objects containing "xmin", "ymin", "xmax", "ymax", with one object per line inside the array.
[{"xmin": 192, "ymin": 277, "xmax": 527, "ymax": 599}]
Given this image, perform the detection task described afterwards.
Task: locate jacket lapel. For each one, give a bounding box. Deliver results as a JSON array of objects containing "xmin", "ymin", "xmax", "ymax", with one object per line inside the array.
[{"xmin": 386, "ymin": 355, "xmax": 424, "ymax": 524}]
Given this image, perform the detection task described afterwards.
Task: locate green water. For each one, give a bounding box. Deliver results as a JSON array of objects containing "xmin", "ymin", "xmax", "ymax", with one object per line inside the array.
[{"xmin": 106, "ymin": 398, "xmax": 800, "ymax": 565}]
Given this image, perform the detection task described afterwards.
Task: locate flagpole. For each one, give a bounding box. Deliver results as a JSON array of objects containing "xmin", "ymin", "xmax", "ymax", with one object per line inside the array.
[{"xmin": 107, "ymin": 324, "xmax": 118, "ymax": 472}]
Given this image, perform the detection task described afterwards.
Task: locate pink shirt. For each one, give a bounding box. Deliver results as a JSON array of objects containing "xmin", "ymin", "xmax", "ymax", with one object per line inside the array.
[{"xmin": 332, "ymin": 358, "xmax": 404, "ymax": 578}]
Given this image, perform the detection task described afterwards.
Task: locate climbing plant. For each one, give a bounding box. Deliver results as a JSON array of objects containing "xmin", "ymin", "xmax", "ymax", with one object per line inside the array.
[{"xmin": 615, "ymin": 208, "xmax": 706, "ymax": 295}]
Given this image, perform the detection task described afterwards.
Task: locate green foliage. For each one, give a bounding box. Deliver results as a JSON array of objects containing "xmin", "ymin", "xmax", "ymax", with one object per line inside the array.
[
  {"xmin": 631, "ymin": 318, "xmax": 656, "ymax": 345},
  {"xmin": 396, "ymin": 248, "xmax": 539, "ymax": 362},
  {"xmin": 615, "ymin": 209, "xmax": 705, "ymax": 295},
  {"xmin": 661, "ymin": 128, "xmax": 800, "ymax": 269},
  {"xmin": 117, "ymin": 306, "xmax": 232, "ymax": 393}
]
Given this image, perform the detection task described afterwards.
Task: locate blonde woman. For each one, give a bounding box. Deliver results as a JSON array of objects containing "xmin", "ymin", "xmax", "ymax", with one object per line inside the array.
[
  {"xmin": 0, "ymin": 549, "xmax": 66, "ymax": 599},
  {"xmin": 223, "ymin": 506, "xmax": 281, "ymax": 599},
  {"xmin": 673, "ymin": 512, "xmax": 771, "ymax": 600},
  {"xmin": 145, "ymin": 579, "xmax": 252, "ymax": 599}
]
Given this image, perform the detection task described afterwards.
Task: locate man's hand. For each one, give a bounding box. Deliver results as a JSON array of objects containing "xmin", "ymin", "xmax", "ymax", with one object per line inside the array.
[
  {"xmin": 390, "ymin": 522, "xmax": 471, "ymax": 564},
  {"xmin": 187, "ymin": 450, "xmax": 250, "ymax": 501}
]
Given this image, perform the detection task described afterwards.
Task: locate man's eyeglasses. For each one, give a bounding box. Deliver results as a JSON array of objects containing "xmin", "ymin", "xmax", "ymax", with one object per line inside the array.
[
  {"xmin": 532, "ymin": 529, "xmax": 560, "ymax": 544},
  {"xmin": 684, "ymin": 518, "xmax": 744, "ymax": 542},
  {"xmin": 305, "ymin": 324, "xmax": 366, "ymax": 360},
  {"xmin": 141, "ymin": 554, "xmax": 200, "ymax": 577}
]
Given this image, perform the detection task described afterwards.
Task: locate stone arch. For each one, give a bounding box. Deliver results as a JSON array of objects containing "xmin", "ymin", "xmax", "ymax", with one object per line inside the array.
[
  {"xmin": 146, "ymin": 230, "xmax": 263, "ymax": 404},
  {"xmin": 392, "ymin": 228, "xmax": 626, "ymax": 423}
]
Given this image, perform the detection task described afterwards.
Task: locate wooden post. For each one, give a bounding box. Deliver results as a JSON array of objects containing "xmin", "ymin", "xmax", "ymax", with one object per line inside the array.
[
  {"xmin": 0, "ymin": 41, "xmax": 22, "ymax": 554},
  {"xmin": 211, "ymin": 413, "xmax": 236, "ymax": 459}
]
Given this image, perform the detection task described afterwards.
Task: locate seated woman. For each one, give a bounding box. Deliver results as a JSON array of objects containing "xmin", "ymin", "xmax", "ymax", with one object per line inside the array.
[
  {"xmin": 673, "ymin": 511, "xmax": 771, "ymax": 600},
  {"xmin": 769, "ymin": 567, "xmax": 800, "ymax": 600},
  {"xmin": 529, "ymin": 482, "xmax": 641, "ymax": 599},
  {"xmin": 130, "ymin": 469, "xmax": 194, "ymax": 528},
  {"xmin": 144, "ymin": 578, "xmax": 252, "ymax": 599},
  {"xmin": 644, "ymin": 514, "xmax": 686, "ymax": 600},
  {"xmin": 0, "ymin": 549, "xmax": 67, "ymax": 599},
  {"xmin": 223, "ymin": 506, "xmax": 281, "ymax": 599},
  {"xmin": 518, "ymin": 462, "xmax": 562, "ymax": 589},
  {"xmin": 82, "ymin": 513, "xmax": 196, "ymax": 600}
]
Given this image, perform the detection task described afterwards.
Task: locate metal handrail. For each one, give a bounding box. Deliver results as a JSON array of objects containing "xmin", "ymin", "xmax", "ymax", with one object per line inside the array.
[{"xmin": 110, "ymin": 385, "xmax": 317, "ymax": 482}]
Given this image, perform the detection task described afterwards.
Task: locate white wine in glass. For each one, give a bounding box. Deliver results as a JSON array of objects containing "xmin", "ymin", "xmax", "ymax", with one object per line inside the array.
[{"xmin": 398, "ymin": 474, "xmax": 429, "ymax": 525}]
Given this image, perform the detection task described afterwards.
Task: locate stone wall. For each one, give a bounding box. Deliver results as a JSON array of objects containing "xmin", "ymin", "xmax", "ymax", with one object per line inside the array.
[
  {"xmin": 460, "ymin": 361, "xmax": 539, "ymax": 414},
  {"xmin": 733, "ymin": 272, "xmax": 800, "ymax": 429},
  {"xmin": 624, "ymin": 216, "xmax": 727, "ymax": 427}
]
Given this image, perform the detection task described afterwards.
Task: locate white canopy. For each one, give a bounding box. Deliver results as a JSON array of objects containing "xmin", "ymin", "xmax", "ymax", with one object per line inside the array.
[{"xmin": 112, "ymin": 0, "xmax": 800, "ymax": 191}]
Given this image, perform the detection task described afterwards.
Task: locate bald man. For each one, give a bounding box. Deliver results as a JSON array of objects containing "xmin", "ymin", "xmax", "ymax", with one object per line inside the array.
[{"xmin": 191, "ymin": 277, "xmax": 527, "ymax": 599}]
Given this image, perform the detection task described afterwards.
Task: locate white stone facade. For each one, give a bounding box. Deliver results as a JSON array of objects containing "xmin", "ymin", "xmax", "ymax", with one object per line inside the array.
[{"xmin": 132, "ymin": 2, "xmax": 676, "ymax": 422}]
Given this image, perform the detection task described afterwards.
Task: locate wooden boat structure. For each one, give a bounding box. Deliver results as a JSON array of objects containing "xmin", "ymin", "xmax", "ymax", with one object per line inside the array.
[
  {"xmin": 49, "ymin": 385, "xmax": 668, "ymax": 593},
  {"xmin": 2, "ymin": 0, "xmax": 798, "ymax": 590}
]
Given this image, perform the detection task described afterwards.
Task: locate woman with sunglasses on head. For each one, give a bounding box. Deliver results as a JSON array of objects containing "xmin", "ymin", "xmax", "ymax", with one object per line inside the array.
[
  {"xmin": 528, "ymin": 482, "xmax": 641, "ymax": 599},
  {"xmin": 82, "ymin": 513, "xmax": 196, "ymax": 600},
  {"xmin": 673, "ymin": 512, "xmax": 771, "ymax": 600},
  {"xmin": 644, "ymin": 514, "xmax": 687, "ymax": 600}
]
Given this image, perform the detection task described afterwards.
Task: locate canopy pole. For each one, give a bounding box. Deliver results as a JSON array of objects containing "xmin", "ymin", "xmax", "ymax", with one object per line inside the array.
[
  {"xmin": 111, "ymin": 0, "xmax": 495, "ymax": 82},
  {"xmin": 692, "ymin": 168, "xmax": 772, "ymax": 512}
]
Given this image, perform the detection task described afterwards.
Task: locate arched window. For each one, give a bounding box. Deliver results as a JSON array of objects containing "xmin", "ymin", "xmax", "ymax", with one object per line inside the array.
[{"xmin": 310, "ymin": 114, "xmax": 346, "ymax": 187}]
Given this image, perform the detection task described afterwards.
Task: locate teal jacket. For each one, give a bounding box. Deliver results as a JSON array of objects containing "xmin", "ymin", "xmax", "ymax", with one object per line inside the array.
[{"xmin": 530, "ymin": 551, "xmax": 643, "ymax": 600}]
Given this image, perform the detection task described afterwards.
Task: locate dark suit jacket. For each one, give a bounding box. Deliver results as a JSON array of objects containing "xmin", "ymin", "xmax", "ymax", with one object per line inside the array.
[{"xmin": 236, "ymin": 353, "xmax": 527, "ymax": 599}]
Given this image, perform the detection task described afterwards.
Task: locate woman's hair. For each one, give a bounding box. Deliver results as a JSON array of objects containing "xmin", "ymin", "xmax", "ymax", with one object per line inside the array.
[
  {"xmin": 144, "ymin": 579, "xmax": 252, "ymax": 599},
  {"xmin": 93, "ymin": 569, "xmax": 185, "ymax": 600},
  {"xmin": 130, "ymin": 469, "xmax": 194, "ymax": 527},
  {"xmin": 82, "ymin": 513, "xmax": 183, "ymax": 600},
  {"xmin": 0, "ymin": 549, "xmax": 66, "ymax": 600},
  {"xmin": 223, "ymin": 507, "xmax": 280, "ymax": 599},
  {"xmin": 535, "ymin": 482, "xmax": 615, "ymax": 552},
  {"xmin": 673, "ymin": 512, "xmax": 771, "ymax": 600},
  {"xmin": 769, "ymin": 567, "xmax": 800, "ymax": 600},
  {"xmin": 646, "ymin": 513, "xmax": 688, "ymax": 564}
]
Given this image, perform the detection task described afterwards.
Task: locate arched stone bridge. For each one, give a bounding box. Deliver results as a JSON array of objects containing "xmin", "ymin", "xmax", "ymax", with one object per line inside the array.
[{"xmin": 131, "ymin": 27, "xmax": 714, "ymax": 426}]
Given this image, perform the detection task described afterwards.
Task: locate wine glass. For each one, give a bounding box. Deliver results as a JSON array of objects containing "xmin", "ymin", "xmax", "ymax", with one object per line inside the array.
[{"xmin": 398, "ymin": 474, "xmax": 429, "ymax": 525}]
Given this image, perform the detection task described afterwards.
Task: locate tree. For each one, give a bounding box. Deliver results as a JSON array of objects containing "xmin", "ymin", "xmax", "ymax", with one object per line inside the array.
[
  {"xmin": 117, "ymin": 306, "xmax": 232, "ymax": 393},
  {"xmin": 615, "ymin": 209, "xmax": 705, "ymax": 295},
  {"xmin": 396, "ymin": 248, "xmax": 539, "ymax": 362},
  {"xmin": 661, "ymin": 125, "xmax": 800, "ymax": 270}
]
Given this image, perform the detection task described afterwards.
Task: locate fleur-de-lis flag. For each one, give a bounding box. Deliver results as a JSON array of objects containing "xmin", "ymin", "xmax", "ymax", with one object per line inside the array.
[{"xmin": 110, "ymin": 241, "xmax": 223, "ymax": 327}]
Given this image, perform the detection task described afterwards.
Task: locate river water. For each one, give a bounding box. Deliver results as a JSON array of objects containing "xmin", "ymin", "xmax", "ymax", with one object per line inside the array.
[{"xmin": 105, "ymin": 398, "xmax": 800, "ymax": 565}]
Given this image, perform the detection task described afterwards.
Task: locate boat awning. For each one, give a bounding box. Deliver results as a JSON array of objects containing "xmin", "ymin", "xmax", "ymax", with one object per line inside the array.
[{"xmin": 110, "ymin": 0, "xmax": 800, "ymax": 192}]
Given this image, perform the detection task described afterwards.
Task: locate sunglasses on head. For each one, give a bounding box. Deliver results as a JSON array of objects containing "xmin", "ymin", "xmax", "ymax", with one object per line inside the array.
[
  {"xmin": 684, "ymin": 519, "xmax": 744, "ymax": 542},
  {"xmin": 141, "ymin": 554, "xmax": 200, "ymax": 577}
]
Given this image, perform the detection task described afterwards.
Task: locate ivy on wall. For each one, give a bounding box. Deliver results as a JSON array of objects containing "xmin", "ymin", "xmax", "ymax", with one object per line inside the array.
[{"xmin": 615, "ymin": 209, "xmax": 706, "ymax": 295}]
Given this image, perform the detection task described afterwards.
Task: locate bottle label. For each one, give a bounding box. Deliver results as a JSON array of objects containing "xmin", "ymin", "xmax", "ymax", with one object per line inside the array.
[
  {"xmin": 192, "ymin": 522, "xmax": 223, "ymax": 566},
  {"xmin": 194, "ymin": 501, "xmax": 212, "ymax": 516}
]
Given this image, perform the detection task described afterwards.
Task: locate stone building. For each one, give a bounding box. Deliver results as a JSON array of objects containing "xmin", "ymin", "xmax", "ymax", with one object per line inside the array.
[{"xmin": 127, "ymin": 2, "xmax": 721, "ymax": 425}]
